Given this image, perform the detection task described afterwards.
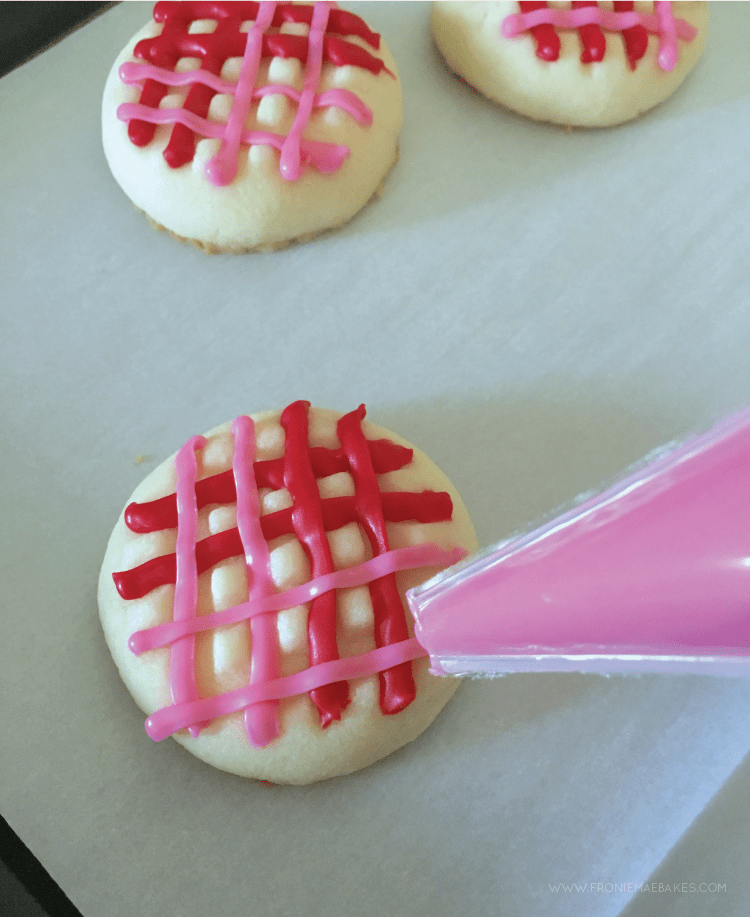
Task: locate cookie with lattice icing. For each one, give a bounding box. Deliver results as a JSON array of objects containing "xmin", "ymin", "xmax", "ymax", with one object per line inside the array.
[
  {"xmin": 102, "ymin": 2, "xmax": 402, "ymax": 252},
  {"xmin": 432, "ymin": 1, "xmax": 708, "ymax": 127},
  {"xmin": 98, "ymin": 403, "xmax": 478, "ymax": 784}
]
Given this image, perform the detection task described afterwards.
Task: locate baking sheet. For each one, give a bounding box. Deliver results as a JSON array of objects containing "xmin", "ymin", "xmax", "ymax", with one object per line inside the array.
[{"xmin": 1, "ymin": 2, "xmax": 748, "ymax": 915}]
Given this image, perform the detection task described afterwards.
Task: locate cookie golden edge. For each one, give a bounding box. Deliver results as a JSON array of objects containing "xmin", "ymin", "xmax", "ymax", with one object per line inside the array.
[{"xmin": 135, "ymin": 146, "xmax": 399, "ymax": 255}]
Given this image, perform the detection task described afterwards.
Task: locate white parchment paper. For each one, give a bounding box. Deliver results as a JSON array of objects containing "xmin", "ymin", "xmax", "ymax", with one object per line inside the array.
[{"xmin": 1, "ymin": 3, "xmax": 748, "ymax": 916}]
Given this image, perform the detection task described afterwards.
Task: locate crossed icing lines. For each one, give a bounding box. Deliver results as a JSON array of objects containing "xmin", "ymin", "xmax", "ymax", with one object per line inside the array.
[
  {"xmin": 113, "ymin": 402, "xmax": 461, "ymax": 746},
  {"xmin": 503, "ymin": 2, "xmax": 698, "ymax": 71},
  {"xmin": 116, "ymin": 1, "xmax": 392, "ymax": 184}
]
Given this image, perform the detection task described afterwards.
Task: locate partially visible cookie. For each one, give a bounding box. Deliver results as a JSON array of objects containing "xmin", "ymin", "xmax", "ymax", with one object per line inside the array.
[
  {"xmin": 432, "ymin": 1, "xmax": 708, "ymax": 127},
  {"xmin": 102, "ymin": 2, "xmax": 402, "ymax": 251},
  {"xmin": 98, "ymin": 403, "xmax": 478, "ymax": 784}
]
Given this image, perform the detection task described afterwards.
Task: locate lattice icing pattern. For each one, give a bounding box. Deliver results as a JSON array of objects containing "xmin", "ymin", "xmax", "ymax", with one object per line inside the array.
[
  {"xmin": 112, "ymin": 402, "xmax": 467, "ymax": 748},
  {"xmin": 502, "ymin": 1, "xmax": 698, "ymax": 70},
  {"xmin": 116, "ymin": 1, "xmax": 394, "ymax": 184}
]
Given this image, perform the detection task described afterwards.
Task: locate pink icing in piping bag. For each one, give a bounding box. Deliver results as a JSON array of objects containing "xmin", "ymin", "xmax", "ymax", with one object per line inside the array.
[{"xmin": 407, "ymin": 411, "xmax": 750, "ymax": 678}]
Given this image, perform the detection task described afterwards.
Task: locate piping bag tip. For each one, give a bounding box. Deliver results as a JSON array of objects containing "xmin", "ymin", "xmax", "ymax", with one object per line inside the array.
[{"xmin": 407, "ymin": 410, "xmax": 750, "ymax": 679}]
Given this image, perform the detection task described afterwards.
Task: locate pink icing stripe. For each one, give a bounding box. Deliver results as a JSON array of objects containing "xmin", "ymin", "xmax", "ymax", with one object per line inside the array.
[
  {"xmin": 168, "ymin": 435, "xmax": 206, "ymax": 739},
  {"xmin": 116, "ymin": 102, "xmax": 348, "ymax": 173},
  {"xmin": 145, "ymin": 636, "xmax": 427, "ymax": 741},
  {"xmin": 501, "ymin": 2, "xmax": 697, "ymax": 71},
  {"xmin": 260, "ymin": 85, "xmax": 371, "ymax": 125},
  {"xmin": 129, "ymin": 544, "xmax": 467, "ymax": 655},
  {"xmin": 206, "ymin": 2, "xmax": 277, "ymax": 186},
  {"xmin": 118, "ymin": 62, "xmax": 372, "ymax": 126},
  {"xmin": 656, "ymin": 1, "xmax": 678, "ymax": 70},
  {"xmin": 231, "ymin": 415, "xmax": 280, "ymax": 748},
  {"xmin": 280, "ymin": 0, "xmax": 329, "ymax": 180}
]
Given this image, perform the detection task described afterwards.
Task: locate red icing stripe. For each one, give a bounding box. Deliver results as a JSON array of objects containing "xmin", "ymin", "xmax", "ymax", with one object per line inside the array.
[
  {"xmin": 125, "ymin": 440, "xmax": 413, "ymax": 534},
  {"xmin": 127, "ymin": 12, "xmax": 182, "ymax": 149},
  {"xmin": 515, "ymin": 1, "xmax": 654, "ymax": 69},
  {"xmin": 114, "ymin": 491, "xmax": 453, "ymax": 601},
  {"xmin": 519, "ymin": 1, "xmax": 560, "ymax": 61},
  {"xmin": 135, "ymin": 31, "xmax": 389, "ymax": 78},
  {"xmin": 112, "ymin": 402, "xmax": 458, "ymax": 737},
  {"xmin": 152, "ymin": 2, "xmax": 381, "ymax": 48},
  {"xmin": 280, "ymin": 400, "xmax": 349, "ymax": 727},
  {"xmin": 613, "ymin": 1, "xmax": 649, "ymax": 69},
  {"xmin": 572, "ymin": 1, "xmax": 606, "ymax": 63},
  {"xmin": 337, "ymin": 406, "xmax": 415, "ymax": 715},
  {"xmin": 125, "ymin": 2, "xmax": 390, "ymax": 169}
]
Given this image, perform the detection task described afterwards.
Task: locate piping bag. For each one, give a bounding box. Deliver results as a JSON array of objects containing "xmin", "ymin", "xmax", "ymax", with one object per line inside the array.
[{"xmin": 407, "ymin": 410, "xmax": 750, "ymax": 678}]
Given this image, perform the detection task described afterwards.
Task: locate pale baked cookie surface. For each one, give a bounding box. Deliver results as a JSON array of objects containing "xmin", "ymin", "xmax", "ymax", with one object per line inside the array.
[
  {"xmin": 432, "ymin": 1, "xmax": 708, "ymax": 127},
  {"xmin": 98, "ymin": 403, "xmax": 478, "ymax": 784},
  {"xmin": 102, "ymin": 2, "xmax": 403, "ymax": 251}
]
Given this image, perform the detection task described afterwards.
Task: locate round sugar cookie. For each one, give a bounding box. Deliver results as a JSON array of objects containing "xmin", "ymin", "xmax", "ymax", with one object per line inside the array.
[
  {"xmin": 432, "ymin": 1, "xmax": 708, "ymax": 127},
  {"xmin": 98, "ymin": 402, "xmax": 478, "ymax": 784},
  {"xmin": 102, "ymin": 2, "xmax": 403, "ymax": 252}
]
